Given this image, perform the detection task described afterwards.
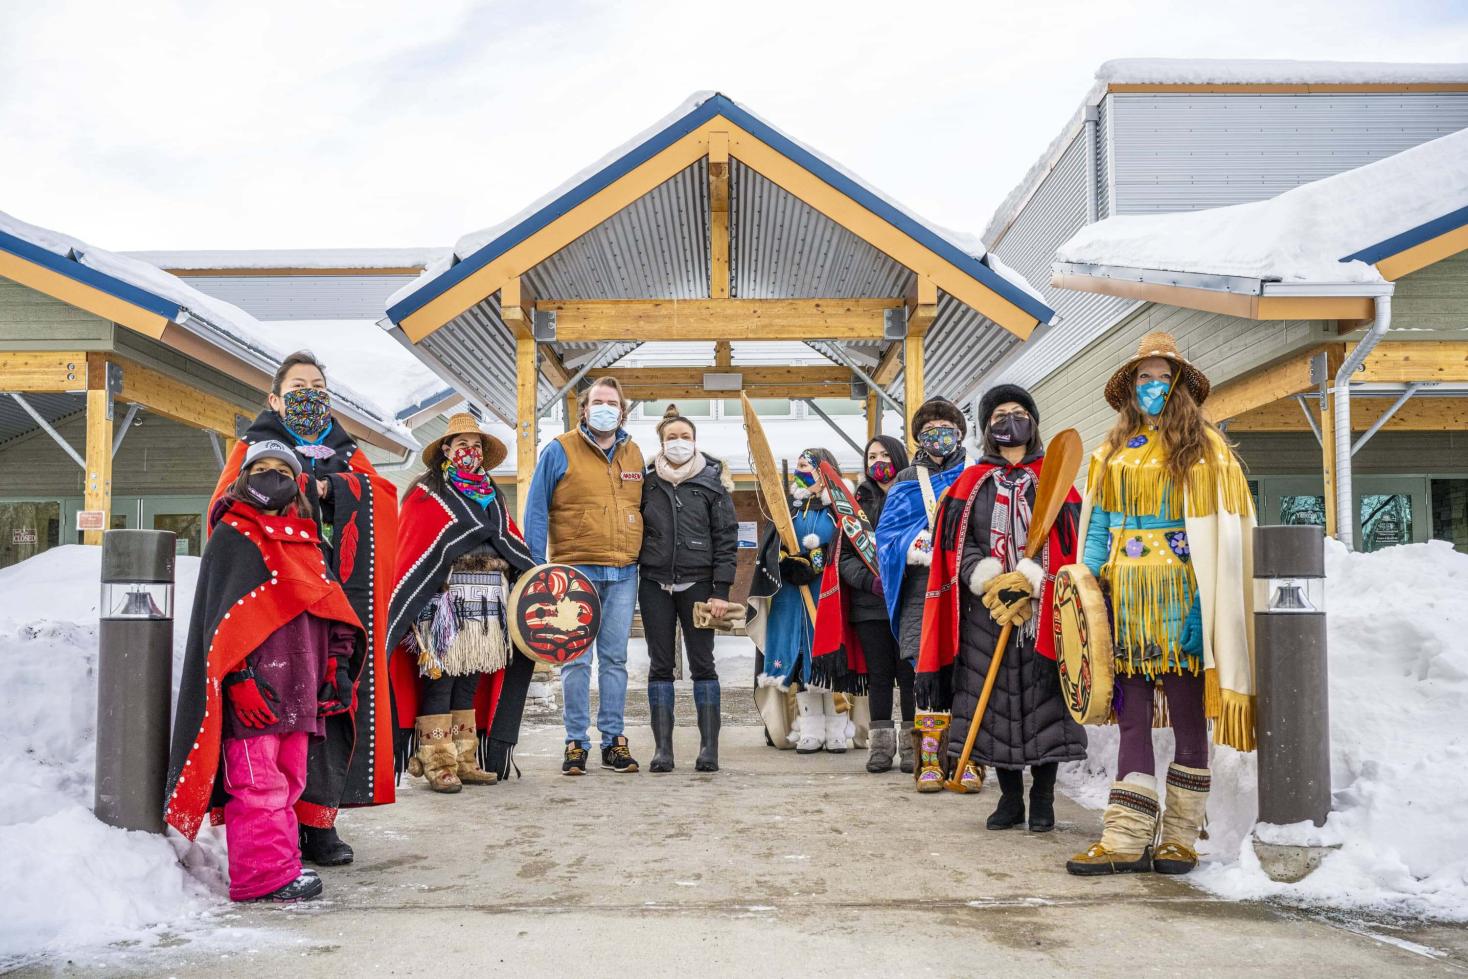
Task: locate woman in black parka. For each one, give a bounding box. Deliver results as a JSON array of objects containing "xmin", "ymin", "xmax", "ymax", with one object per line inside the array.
[
  {"xmin": 639, "ymin": 405, "xmax": 740, "ymax": 774},
  {"xmin": 839, "ymin": 435, "xmax": 912, "ymax": 774}
]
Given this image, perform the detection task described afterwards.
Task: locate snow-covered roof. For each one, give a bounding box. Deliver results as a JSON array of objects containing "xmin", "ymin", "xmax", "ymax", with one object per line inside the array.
[
  {"xmin": 0, "ymin": 210, "xmax": 417, "ymax": 447},
  {"xmin": 1097, "ymin": 58, "xmax": 1468, "ymax": 86},
  {"xmin": 386, "ymin": 91, "xmax": 1052, "ymax": 326},
  {"xmin": 128, "ymin": 247, "xmax": 448, "ymax": 271},
  {"xmin": 1054, "ymin": 128, "xmax": 1468, "ymax": 285}
]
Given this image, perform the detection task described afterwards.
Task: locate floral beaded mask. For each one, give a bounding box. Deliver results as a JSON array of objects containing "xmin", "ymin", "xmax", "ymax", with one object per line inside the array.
[
  {"xmin": 281, "ymin": 388, "xmax": 330, "ymax": 438},
  {"xmin": 917, "ymin": 425, "xmax": 959, "ymax": 458}
]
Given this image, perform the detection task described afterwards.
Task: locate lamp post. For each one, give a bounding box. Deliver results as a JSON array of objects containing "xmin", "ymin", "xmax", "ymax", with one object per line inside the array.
[{"xmin": 94, "ymin": 529, "xmax": 176, "ymax": 833}]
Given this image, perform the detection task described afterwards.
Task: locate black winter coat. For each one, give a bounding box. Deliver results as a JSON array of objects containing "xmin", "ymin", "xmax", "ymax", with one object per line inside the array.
[
  {"xmin": 638, "ymin": 455, "xmax": 739, "ymax": 599},
  {"xmin": 945, "ymin": 464, "xmax": 1086, "ymax": 768},
  {"xmin": 892, "ymin": 449, "xmax": 967, "ymax": 660},
  {"xmin": 838, "ymin": 479, "xmax": 890, "ymax": 623}
]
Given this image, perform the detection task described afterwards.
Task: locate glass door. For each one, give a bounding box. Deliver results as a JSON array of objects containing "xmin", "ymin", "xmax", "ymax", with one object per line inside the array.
[
  {"xmin": 142, "ymin": 496, "xmax": 210, "ymax": 557},
  {"xmin": 1354, "ymin": 476, "xmax": 1428, "ymax": 552},
  {"xmin": 0, "ymin": 500, "xmax": 62, "ymax": 568}
]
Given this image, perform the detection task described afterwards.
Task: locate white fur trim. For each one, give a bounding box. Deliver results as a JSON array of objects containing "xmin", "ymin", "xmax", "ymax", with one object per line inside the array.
[
  {"xmin": 968, "ymin": 557, "xmax": 1002, "ymax": 596},
  {"xmin": 907, "ymin": 530, "xmax": 933, "ymax": 566},
  {"xmin": 801, "ymin": 533, "xmax": 821, "ymax": 551},
  {"xmin": 791, "ymin": 485, "xmax": 812, "ymax": 502},
  {"xmin": 1016, "ymin": 557, "xmax": 1045, "ymax": 594}
]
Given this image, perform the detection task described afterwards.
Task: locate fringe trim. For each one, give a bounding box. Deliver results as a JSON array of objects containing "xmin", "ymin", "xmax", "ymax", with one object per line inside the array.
[
  {"xmin": 1108, "ymin": 561, "xmax": 1197, "ymax": 674},
  {"xmin": 809, "ymin": 652, "xmax": 869, "ymax": 696},
  {"xmin": 1102, "ymin": 678, "xmax": 1173, "ymax": 729},
  {"xmin": 1212, "ymin": 689, "xmax": 1256, "ymax": 752},
  {"xmin": 1086, "ymin": 437, "xmax": 1253, "ymax": 520},
  {"xmin": 1204, "ymin": 667, "xmax": 1221, "ymax": 718}
]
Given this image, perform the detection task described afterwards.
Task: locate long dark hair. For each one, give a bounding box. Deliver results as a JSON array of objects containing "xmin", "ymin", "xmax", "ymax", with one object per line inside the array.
[{"xmin": 861, "ymin": 435, "xmax": 909, "ymax": 488}]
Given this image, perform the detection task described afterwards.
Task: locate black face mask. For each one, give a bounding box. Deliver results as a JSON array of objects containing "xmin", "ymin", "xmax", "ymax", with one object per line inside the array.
[
  {"xmin": 245, "ymin": 469, "xmax": 299, "ymax": 511},
  {"xmin": 988, "ymin": 414, "xmax": 1034, "ymax": 448}
]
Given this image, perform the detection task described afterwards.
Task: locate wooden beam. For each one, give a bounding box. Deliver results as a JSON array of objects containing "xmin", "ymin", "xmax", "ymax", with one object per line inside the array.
[
  {"xmin": 538, "ymin": 343, "xmax": 573, "ymax": 387},
  {"xmin": 1204, "ymin": 345, "xmax": 1343, "ymax": 423},
  {"xmin": 903, "ymin": 333, "xmax": 924, "ymax": 439},
  {"xmin": 516, "ymin": 333, "xmax": 537, "ymax": 521},
  {"xmin": 905, "ymin": 276, "xmax": 938, "ymax": 337},
  {"xmin": 709, "ymin": 131, "xmax": 730, "ymax": 300},
  {"xmin": 872, "ymin": 342, "xmax": 903, "ymax": 386},
  {"xmin": 1229, "ymin": 395, "xmax": 1468, "ymax": 433},
  {"xmin": 714, "ymin": 340, "xmax": 732, "ymax": 368},
  {"xmin": 0, "ymin": 250, "xmax": 170, "ymax": 340},
  {"xmin": 0, "ymin": 351, "xmax": 88, "ymax": 392},
  {"xmin": 564, "ymin": 388, "xmax": 578, "ymax": 433},
  {"xmin": 83, "ymin": 356, "xmax": 112, "ymax": 546},
  {"xmin": 618, "ymin": 384, "xmax": 852, "ymax": 402},
  {"xmin": 501, "ymin": 276, "xmax": 536, "ymax": 339},
  {"xmin": 539, "ymin": 298, "xmax": 899, "ymax": 341},
  {"xmin": 1051, "ymin": 272, "xmax": 1376, "ymax": 321},
  {"xmin": 600, "ymin": 365, "xmax": 852, "ymax": 387},
  {"xmin": 1352, "ymin": 341, "xmax": 1468, "ymax": 383},
  {"xmin": 112, "ymin": 357, "xmax": 250, "ymax": 438},
  {"xmin": 1375, "ymin": 223, "xmax": 1468, "ymax": 281},
  {"xmin": 866, "ymin": 390, "xmax": 879, "ymax": 443}
]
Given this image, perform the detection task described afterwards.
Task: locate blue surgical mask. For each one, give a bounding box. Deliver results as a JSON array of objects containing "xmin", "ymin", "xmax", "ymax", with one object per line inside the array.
[
  {"xmin": 587, "ymin": 404, "xmax": 621, "ymax": 433},
  {"xmin": 1137, "ymin": 380, "xmax": 1171, "ymax": 416}
]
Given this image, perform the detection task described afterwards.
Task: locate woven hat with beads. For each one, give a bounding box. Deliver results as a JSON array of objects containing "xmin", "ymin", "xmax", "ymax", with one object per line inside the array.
[
  {"xmin": 1104, "ymin": 332, "xmax": 1211, "ymax": 411},
  {"xmin": 421, "ymin": 412, "xmax": 508, "ymax": 470}
]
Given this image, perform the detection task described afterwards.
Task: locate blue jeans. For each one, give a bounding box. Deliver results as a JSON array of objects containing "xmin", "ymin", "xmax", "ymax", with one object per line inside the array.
[{"xmin": 561, "ymin": 565, "xmax": 638, "ymax": 749}]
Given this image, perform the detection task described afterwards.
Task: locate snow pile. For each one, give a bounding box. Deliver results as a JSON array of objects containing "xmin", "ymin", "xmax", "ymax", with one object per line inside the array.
[
  {"xmin": 1055, "ymin": 128, "xmax": 1468, "ymax": 283},
  {"xmin": 1097, "ymin": 58, "xmax": 1468, "ymax": 86},
  {"xmin": 126, "ymin": 247, "xmax": 448, "ymax": 271},
  {"xmin": 1060, "ymin": 538, "xmax": 1468, "ymax": 920},
  {"xmin": 252, "ymin": 320, "xmax": 448, "ymax": 419},
  {"xmin": 0, "ymin": 547, "xmax": 227, "ymax": 969}
]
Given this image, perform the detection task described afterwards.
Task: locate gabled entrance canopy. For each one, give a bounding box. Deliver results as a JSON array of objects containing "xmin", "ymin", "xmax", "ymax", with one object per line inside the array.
[{"xmin": 380, "ymin": 92, "xmax": 1055, "ymax": 505}]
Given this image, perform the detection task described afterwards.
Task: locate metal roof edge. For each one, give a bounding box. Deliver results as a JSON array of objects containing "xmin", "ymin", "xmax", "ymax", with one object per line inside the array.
[
  {"xmin": 1053, "ymin": 260, "xmax": 1267, "ymax": 296},
  {"xmin": 388, "ymin": 93, "xmax": 1055, "ymax": 327},
  {"xmin": 0, "ymin": 228, "xmax": 183, "ymax": 321},
  {"xmin": 1342, "ymin": 202, "xmax": 1468, "ymax": 265}
]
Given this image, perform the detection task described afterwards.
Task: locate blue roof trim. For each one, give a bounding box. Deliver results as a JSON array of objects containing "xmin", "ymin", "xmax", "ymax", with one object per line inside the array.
[
  {"xmin": 0, "ymin": 229, "xmax": 183, "ymax": 322},
  {"xmin": 387, "ymin": 94, "xmax": 1055, "ymax": 326},
  {"xmin": 1342, "ymin": 203, "xmax": 1468, "ymax": 266}
]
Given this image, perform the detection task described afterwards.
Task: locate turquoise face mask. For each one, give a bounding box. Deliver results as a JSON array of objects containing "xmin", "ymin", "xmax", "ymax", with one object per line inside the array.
[{"xmin": 1137, "ymin": 380, "xmax": 1171, "ymax": 416}]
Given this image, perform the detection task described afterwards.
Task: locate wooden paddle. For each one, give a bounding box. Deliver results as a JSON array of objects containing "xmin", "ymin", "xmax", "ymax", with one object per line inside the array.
[
  {"xmin": 741, "ymin": 392, "xmax": 819, "ymax": 621},
  {"xmin": 944, "ymin": 428, "xmax": 1084, "ymax": 792}
]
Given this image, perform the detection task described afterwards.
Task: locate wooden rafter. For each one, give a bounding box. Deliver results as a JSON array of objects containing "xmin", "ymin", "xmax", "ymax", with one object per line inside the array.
[
  {"xmin": 111, "ymin": 356, "xmax": 251, "ymax": 439},
  {"xmin": 1230, "ymin": 394, "xmax": 1468, "ymax": 433},
  {"xmin": 1352, "ymin": 340, "xmax": 1468, "ymax": 383},
  {"xmin": 905, "ymin": 276, "xmax": 938, "ymax": 337},
  {"xmin": 0, "ymin": 250, "xmax": 168, "ymax": 340},
  {"xmin": 538, "ymin": 298, "xmax": 899, "ymax": 341},
  {"xmin": 0, "ymin": 351, "xmax": 88, "ymax": 392},
  {"xmin": 872, "ymin": 342, "xmax": 903, "ymax": 386},
  {"xmin": 709, "ymin": 131, "xmax": 730, "ymax": 299}
]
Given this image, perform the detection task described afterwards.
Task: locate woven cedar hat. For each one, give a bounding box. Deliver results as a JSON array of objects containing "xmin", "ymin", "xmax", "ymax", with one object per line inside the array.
[
  {"xmin": 1104, "ymin": 332, "xmax": 1211, "ymax": 411},
  {"xmin": 421, "ymin": 411, "xmax": 508, "ymax": 470}
]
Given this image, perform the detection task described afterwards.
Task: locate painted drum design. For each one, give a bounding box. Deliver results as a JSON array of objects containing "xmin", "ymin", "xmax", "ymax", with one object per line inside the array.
[
  {"xmin": 1052, "ymin": 563, "xmax": 1115, "ymax": 726},
  {"xmin": 507, "ymin": 563, "xmax": 602, "ymax": 665}
]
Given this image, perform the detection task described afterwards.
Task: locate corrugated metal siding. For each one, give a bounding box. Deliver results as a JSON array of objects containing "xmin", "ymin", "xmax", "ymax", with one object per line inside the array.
[
  {"xmin": 0, "ymin": 280, "xmax": 113, "ymax": 349},
  {"xmin": 173, "ymin": 275, "xmax": 420, "ymax": 321},
  {"xmin": 421, "ymin": 294, "xmax": 531, "ymax": 424},
  {"xmin": 1390, "ymin": 250, "xmax": 1468, "ymax": 336},
  {"xmin": 0, "ymin": 393, "xmax": 82, "ymax": 447},
  {"xmin": 1109, "ymin": 93, "xmax": 1468, "ymax": 214},
  {"xmin": 1027, "ymin": 304, "xmax": 1333, "ymax": 457},
  {"xmin": 1233, "ymin": 431, "xmax": 1468, "ymax": 478},
  {"xmin": 525, "ymin": 161, "xmax": 709, "ymax": 300},
  {"xmin": 923, "ymin": 294, "xmax": 1022, "ymax": 404},
  {"xmin": 1096, "ymin": 99, "xmax": 1111, "ymax": 218},
  {"xmin": 0, "ymin": 409, "xmax": 220, "ymax": 496},
  {"xmin": 731, "ymin": 160, "xmax": 913, "ymax": 299}
]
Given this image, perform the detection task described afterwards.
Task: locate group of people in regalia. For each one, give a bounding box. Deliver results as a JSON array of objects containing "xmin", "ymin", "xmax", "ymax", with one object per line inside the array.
[
  {"xmin": 750, "ymin": 331, "xmax": 1256, "ymax": 878},
  {"xmin": 163, "ymin": 330, "xmax": 1256, "ymax": 903}
]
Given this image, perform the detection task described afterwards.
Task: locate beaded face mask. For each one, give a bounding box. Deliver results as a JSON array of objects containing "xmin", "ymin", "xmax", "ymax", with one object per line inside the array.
[
  {"xmin": 282, "ymin": 388, "xmax": 330, "ymax": 437},
  {"xmin": 917, "ymin": 425, "xmax": 959, "ymax": 457}
]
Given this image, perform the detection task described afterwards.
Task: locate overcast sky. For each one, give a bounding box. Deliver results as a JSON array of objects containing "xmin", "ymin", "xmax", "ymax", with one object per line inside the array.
[{"xmin": 2, "ymin": 0, "xmax": 1465, "ymax": 254}]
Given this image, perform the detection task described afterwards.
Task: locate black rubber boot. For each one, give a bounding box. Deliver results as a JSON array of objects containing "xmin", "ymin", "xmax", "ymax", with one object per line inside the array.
[
  {"xmin": 299, "ymin": 825, "xmax": 354, "ymax": 866},
  {"xmin": 251, "ymin": 872, "xmax": 324, "ymax": 903},
  {"xmin": 1029, "ymin": 762, "xmax": 1058, "ymax": 833},
  {"xmin": 648, "ymin": 681, "xmax": 676, "ymax": 773},
  {"xmin": 986, "ymin": 767, "xmax": 1026, "ymax": 830},
  {"xmin": 693, "ymin": 679, "xmax": 721, "ymax": 772}
]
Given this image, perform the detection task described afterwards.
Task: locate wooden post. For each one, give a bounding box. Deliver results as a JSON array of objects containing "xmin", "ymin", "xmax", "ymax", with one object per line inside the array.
[
  {"xmin": 84, "ymin": 358, "xmax": 113, "ymax": 546},
  {"xmin": 516, "ymin": 332, "xmax": 538, "ymax": 522},
  {"xmin": 709, "ymin": 133, "xmax": 730, "ymax": 300},
  {"xmin": 564, "ymin": 389, "xmax": 578, "ymax": 434},
  {"xmin": 1320, "ymin": 389, "xmax": 1337, "ymax": 539},
  {"xmin": 866, "ymin": 390, "xmax": 880, "ymax": 443},
  {"xmin": 903, "ymin": 333, "xmax": 925, "ymax": 443}
]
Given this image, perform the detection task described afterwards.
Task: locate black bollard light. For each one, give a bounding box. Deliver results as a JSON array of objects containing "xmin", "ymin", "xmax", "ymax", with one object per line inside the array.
[
  {"xmin": 95, "ymin": 529, "xmax": 177, "ymax": 833},
  {"xmin": 1253, "ymin": 524, "xmax": 1330, "ymax": 827}
]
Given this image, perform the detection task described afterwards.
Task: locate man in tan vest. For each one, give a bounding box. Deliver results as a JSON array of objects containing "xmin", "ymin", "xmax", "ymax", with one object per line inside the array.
[{"xmin": 524, "ymin": 377, "xmax": 645, "ymax": 776}]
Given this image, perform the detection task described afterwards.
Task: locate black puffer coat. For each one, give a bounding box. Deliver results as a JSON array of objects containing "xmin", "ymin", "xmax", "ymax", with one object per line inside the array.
[
  {"xmin": 638, "ymin": 455, "xmax": 739, "ymax": 599},
  {"xmin": 945, "ymin": 462, "xmax": 1086, "ymax": 768},
  {"xmin": 838, "ymin": 479, "xmax": 889, "ymax": 624},
  {"xmin": 892, "ymin": 449, "xmax": 967, "ymax": 659}
]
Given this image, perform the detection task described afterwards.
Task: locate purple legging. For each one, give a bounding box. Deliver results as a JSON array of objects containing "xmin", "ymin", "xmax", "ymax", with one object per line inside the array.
[{"xmin": 1115, "ymin": 671, "xmax": 1208, "ymax": 778}]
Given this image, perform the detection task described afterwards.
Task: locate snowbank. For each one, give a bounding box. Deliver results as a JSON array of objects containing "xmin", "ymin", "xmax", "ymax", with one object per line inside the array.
[
  {"xmin": 0, "ymin": 547, "xmax": 227, "ymax": 970},
  {"xmin": 1059, "ymin": 538, "xmax": 1468, "ymax": 921},
  {"xmin": 126, "ymin": 247, "xmax": 448, "ymax": 271},
  {"xmin": 1055, "ymin": 128, "xmax": 1468, "ymax": 284}
]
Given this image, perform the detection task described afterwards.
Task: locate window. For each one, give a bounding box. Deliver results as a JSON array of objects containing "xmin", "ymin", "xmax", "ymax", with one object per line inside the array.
[
  {"xmin": 0, "ymin": 501, "xmax": 60, "ymax": 569},
  {"xmin": 811, "ymin": 398, "xmax": 863, "ymax": 416},
  {"xmin": 640, "ymin": 399, "xmax": 711, "ymax": 419},
  {"xmin": 722, "ymin": 398, "xmax": 791, "ymax": 418},
  {"xmin": 1431, "ymin": 479, "xmax": 1468, "ymax": 553}
]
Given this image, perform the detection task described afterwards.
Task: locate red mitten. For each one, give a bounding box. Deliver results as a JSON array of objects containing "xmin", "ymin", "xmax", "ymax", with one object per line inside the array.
[
  {"xmin": 317, "ymin": 656, "xmax": 354, "ymax": 717},
  {"xmin": 224, "ymin": 670, "xmax": 280, "ymax": 729}
]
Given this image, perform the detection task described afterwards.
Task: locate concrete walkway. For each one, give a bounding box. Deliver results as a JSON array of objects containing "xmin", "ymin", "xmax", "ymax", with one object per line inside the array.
[{"xmin": 61, "ymin": 722, "xmax": 1468, "ymax": 977}]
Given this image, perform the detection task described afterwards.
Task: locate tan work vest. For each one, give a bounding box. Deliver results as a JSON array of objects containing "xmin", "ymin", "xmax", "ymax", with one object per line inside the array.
[{"xmin": 546, "ymin": 429, "xmax": 645, "ymax": 567}]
